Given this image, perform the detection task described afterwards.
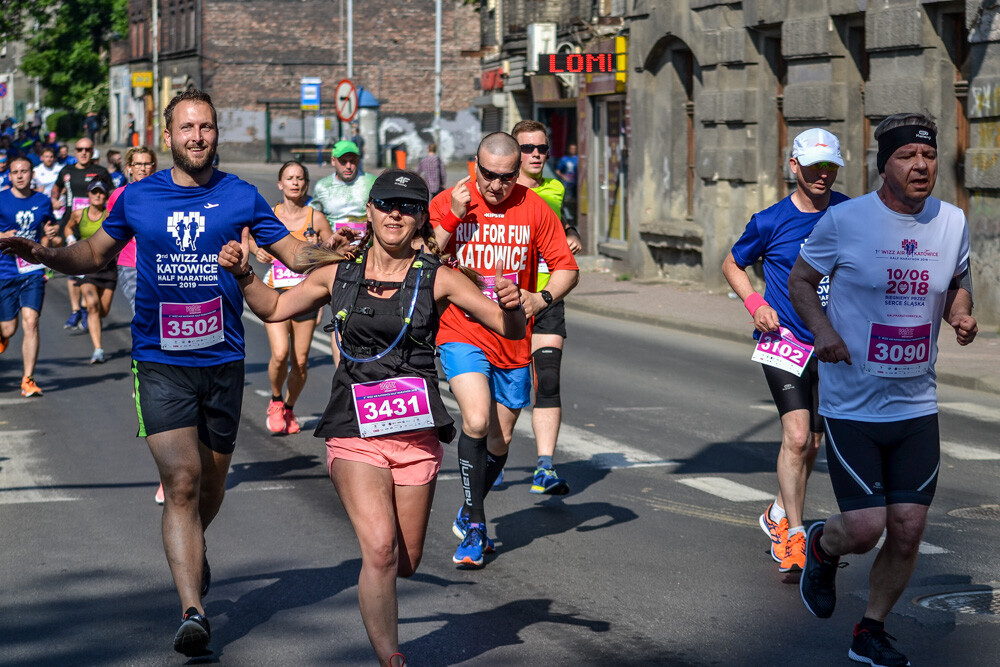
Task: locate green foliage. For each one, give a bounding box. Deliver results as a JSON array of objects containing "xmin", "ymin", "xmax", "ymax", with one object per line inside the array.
[{"xmin": 6, "ymin": 0, "xmax": 118, "ymax": 111}]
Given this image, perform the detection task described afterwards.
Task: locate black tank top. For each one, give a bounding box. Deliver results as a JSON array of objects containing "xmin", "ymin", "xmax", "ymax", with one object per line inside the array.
[{"xmin": 313, "ymin": 255, "xmax": 455, "ymax": 442}]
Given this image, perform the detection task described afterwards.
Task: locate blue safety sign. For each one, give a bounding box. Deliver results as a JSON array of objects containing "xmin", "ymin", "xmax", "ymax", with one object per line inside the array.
[{"xmin": 301, "ymin": 77, "xmax": 321, "ymax": 111}]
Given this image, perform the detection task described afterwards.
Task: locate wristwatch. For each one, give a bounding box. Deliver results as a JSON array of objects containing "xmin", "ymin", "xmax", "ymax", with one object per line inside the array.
[{"xmin": 539, "ymin": 290, "xmax": 553, "ymax": 305}]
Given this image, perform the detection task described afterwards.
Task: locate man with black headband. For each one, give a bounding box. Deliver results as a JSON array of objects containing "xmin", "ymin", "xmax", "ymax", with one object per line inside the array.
[{"xmin": 789, "ymin": 113, "xmax": 977, "ymax": 667}]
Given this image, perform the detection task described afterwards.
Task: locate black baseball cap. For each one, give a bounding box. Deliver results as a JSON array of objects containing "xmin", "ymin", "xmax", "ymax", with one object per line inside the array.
[
  {"xmin": 88, "ymin": 175, "xmax": 111, "ymax": 193},
  {"xmin": 369, "ymin": 169, "xmax": 429, "ymax": 205}
]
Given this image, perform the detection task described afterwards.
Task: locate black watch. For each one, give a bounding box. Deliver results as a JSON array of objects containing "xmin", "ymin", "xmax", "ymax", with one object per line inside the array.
[{"xmin": 539, "ymin": 290, "xmax": 553, "ymax": 305}]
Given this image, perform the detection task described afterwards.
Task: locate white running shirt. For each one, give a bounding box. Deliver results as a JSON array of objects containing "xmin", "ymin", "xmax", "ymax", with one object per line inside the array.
[{"xmin": 799, "ymin": 192, "xmax": 969, "ymax": 422}]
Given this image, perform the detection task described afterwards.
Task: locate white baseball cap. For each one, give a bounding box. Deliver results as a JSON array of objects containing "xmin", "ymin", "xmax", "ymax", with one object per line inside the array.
[{"xmin": 791, "ymin": 128, "xmax": 844, "ymax": 167}]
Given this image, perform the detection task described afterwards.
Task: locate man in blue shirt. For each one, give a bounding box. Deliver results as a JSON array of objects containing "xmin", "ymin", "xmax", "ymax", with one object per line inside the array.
[
  {"xmin": 0, "ymin": 156, "xmax": 58, "ymax": 397},
  {"xmin": 722, "ymin": 128, "xmax": 848, "ymax": 573},
  {"xmin": 0, "ymin": 89, "xmax": 311, "ymax": 658}
]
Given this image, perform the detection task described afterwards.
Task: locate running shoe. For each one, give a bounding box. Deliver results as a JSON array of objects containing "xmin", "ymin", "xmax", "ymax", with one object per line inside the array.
[
  {"xmin": 759, "ymin": 501, "xmax": 789, "ymax": 563},
  {"xmin": 89, "ymin": 348, "xmax": 105, "ymax": 364},
  {"xmin": 779, "ymin": 531, "xmax": 806, "ymax": 573},
  {"xmin": 492, "ymin": 469, "xmax": 504, "ymax": 487},
  {"xmin": 284, "ymin": 406, "xmax": 301, "ymax": 434},
  {"xmin": 173, "ymin": 607, "xmax": 212, "ymax": 657},
  {"xmin": 453, "ymin": 523, "xmax": 487, "ymax": 568},
  {"xmin": 529, "ymin": 466, "xmax": 570, "ymax": 495},
  {"xmin": 20, "ymin": 376, "xmax": 42, "ymax": 397},
  {"xmin": 266, "ymin": 399, "xmax": 286, "ymax": 433},
  {"xmin": 849, "ymin": 625, "xmax": 910, "ymax": 667},
  {"xmin": 201, "ymin": 543, "xmax": 211, "ymax": 597},
  {"xmin": 64, "ymin": 310, "xmax": 82, "ymax": 329},
  {"xmin": 800, "ymin": 521, "xmax": 839, "ymax": 618},
  {"xmin": 451, "ymin": 507, "xmax": 495, "ymax": 552},
  {"xmin": 0, "ymin": 334, "xmax": 8, "ymax": 354},
  {"xmin": 79, "ymin": 309, "xmax": 88, "ymax": 332},
  {"xmin": 154, "ymin": 482, "xmax": 164, "ymax": 505}
]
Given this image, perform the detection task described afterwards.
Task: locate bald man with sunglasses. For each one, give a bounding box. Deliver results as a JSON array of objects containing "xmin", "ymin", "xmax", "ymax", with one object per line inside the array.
[{"xmin": 431, "ymin": 131, "xmax": 579, "ymax": 568}]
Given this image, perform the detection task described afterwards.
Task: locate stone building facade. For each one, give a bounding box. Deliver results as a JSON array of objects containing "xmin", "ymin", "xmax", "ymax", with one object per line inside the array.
[
  {"xmin": 627, "ymin": 0, "xmax": 1000, "ymax": 325},
  {"xmin": 110, "ymin": 0, "xmax": 484, "ymax": 164}
]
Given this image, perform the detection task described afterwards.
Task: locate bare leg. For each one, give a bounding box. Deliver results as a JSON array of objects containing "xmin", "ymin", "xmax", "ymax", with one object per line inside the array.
[
  {"xmin": 147, "ymin": 427, "xmax": 232, "ymax": 614},
  {"xmin": 67, "ymin": 278, "xmax": 81, "ymax": 313},
  {"xmin": 285, "ymin": 318, "xmax": 316, "ymax": 406},
  {"xmin": 864, "ymin": 503, "xmax": 928, "ymax": 621},
  {"xmin": 81, "ymin": 283, "xmax": 102, "ymax": 351},
  {"xmin": 489, "ymin": 400, "xmax": 521, "ymax": 457},
  {"xmin": 775, "ymin": 409, "xmax": 820, "ymax": 529},
  {"xmin": 19, "ymin": 308, "xmax": 40, "ymax": 377},
  {"xmin": 265, "ymin": 320, "xmax": 291, "ymax": 398},
  {"xmin": 449, "ymin": 372, "xmax": 492, "ymax": 439}
]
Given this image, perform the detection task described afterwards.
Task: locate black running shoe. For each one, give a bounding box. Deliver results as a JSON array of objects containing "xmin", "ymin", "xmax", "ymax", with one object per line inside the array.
[
  {"xmin": 848, "ymin": 625, "xmax": 910, "ymax": 666},
  {"xmin": 201, "ymin": 543, "xmax": 211, "ymax": 597},
  {"xmin": 800, "ymin": 521, "xmax": 839, "ymax": 618},
  {"xmin": 173, "ymin": 607, "xmax": 211, "ymax": 657}
]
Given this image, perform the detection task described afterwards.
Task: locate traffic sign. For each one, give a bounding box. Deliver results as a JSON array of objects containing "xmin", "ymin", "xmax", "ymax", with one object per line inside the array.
[
  {"xmin": 301, "ymin": 77, "xmax": 321, "ymax": 111},
  {"xmin": 0, "ymin": 82, "xmax": 7, "ymax": 98},
  {"xmin": 334, "ymin": 79, "xmax": 358, "ymax": 122}
]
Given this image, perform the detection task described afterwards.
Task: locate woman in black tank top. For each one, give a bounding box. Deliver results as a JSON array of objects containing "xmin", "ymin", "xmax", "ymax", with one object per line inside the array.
[{"xmin": 218, "ymin": 170, "xmax": 524, "ymax": 667}]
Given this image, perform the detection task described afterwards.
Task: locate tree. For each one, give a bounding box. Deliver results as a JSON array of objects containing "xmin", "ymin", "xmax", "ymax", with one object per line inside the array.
[{"xmin": 2, "ymin": 0, "xmax": 128, "ymax": 112}]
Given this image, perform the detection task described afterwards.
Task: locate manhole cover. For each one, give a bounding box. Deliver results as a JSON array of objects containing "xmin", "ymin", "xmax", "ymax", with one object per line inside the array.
[
  {"xmin": 947, "ymin": 504, "xmax": 1000, "ymax": 520},
  {"xmin": 915, "ymin": 590, "xmax": 1000, "ymax": 615}
]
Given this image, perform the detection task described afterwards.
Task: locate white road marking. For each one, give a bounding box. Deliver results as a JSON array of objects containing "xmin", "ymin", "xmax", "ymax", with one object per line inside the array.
[
  {"xmin": 675, "ymin": 477, "xmax": 774, "ymax": 502},
  {"xmin": 228, "ymin": 483, "xmax": 297, "ymax": 493},
  {"xmin": 0, "ymin": 398, "xmax": 30, "ymax": 406},
  {"xmin": 438, "ymin": 393, "xmax": 678, "ymax": 470},
  {"xmin": 876, "ymin": 534, "xmax": 948, "ymax": 555},
  {"xmin": 0, "ymin": 430, "xmax": 77, "ymax": 504},
  {"xmin": 939, "ymin": 402, "xmax": 1000, "ymax": 424},
  {"xmin": 941, "ymin": 441, "xmax": 1000, "ymax": 461}
]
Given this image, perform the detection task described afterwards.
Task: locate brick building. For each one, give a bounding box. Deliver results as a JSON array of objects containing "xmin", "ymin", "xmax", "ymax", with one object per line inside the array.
[{"xmin": 109, "ymin": 0, "xmax": 484, "ymax": 164}]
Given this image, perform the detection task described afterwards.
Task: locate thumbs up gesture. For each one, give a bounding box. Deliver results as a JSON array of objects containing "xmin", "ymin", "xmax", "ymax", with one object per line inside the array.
[
  {"xmin": 493, "ymin": 264, "xmax": 521, "ymax": 311},
  {"xmin": 219, "ymin": 226, "xmax": 251, "ymax": 274}
]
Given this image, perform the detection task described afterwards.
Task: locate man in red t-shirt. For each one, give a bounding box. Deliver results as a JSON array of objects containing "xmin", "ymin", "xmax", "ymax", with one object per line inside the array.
[{"xmin": 431, "ymin": 132, "xmax": 579, "ymax": 568}]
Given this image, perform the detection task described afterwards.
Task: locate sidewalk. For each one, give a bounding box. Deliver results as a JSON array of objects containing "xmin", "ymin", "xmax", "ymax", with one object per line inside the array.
[{"xmin": 564, "ymin": 267, "xmax": 1000, "ymax": 396}]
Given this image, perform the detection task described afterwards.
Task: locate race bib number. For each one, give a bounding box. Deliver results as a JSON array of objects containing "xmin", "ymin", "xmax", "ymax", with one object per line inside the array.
[
  {"xmin": 159, "ymin": 297, "xmax": 225, "ymax": 351},
  {"xmin": 72, "ymin": 197, "xmax": 89, "ymax": 211},
  {"xmin": 16, "ymin": 256, "xmax": 44, "ymax": 274},
  {"xmin": 334, "ymin": 217, "xmax": 368, "ymax": 240},
  {"xmin": 351, "ymin": 377, "xmax": 435, "ymax": 437},
  {"xmin": 751, "ymin": 326, "xmax": 814, "ymax": 377},
  {"xmin": 270, "ymin": 259, "xmax": 306, "ymax": 288},
  {"xmin": 467, "ymin": 271, "xmax": 519, "ymax": 318},
  {"xmin": 864, "ymin": 322, "xmax": 931, "ymax": 378}
]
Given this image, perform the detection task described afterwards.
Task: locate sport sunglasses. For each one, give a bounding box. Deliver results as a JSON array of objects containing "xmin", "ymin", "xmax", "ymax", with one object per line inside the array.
[
  {"xmin": 371, "ymin": 198, "xmax": 425, "ymax": 216},
  {"xmin": 477, "ymin": 163, "xmax": 519, "ymax": 183},
  {"xmin": 519, "ymin": 143, "xmax": 549, "ymax": 155}
]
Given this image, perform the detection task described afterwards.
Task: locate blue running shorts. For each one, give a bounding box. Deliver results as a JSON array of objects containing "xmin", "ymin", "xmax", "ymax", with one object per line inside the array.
[
  {"xmin": 439, "ymin": 342, "xmax": 532, "ymax": 410},
  {"xmin": 0, "ymin": 273, "xmax": 46, "ymax": 321}
]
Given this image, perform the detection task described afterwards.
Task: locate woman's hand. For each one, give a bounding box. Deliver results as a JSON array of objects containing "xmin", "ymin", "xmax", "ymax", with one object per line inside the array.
[{"xmin": 219, "ymin": 227, "xmax": 251, "ymax": 275}]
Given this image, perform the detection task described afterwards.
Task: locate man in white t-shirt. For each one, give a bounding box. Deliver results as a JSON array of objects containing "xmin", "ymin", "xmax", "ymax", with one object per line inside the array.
[
  {"xmin": 32, "ymin": 146, "xmax": 61, "ymax": 196},
  {"xmin": 789, "ymin": 113, "xmax": 977, "ymax": 667}
]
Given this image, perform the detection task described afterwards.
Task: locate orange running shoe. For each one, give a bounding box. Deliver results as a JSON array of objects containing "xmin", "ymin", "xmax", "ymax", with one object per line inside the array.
[
  {"xmin": 759, "ymin": 502, "xmax": 788, "ymax": 563},
  {"xmin": 21, "ymin": 376, "xmax": 42, "ymax": 397},
  {"xmin": 284, "ymin": 406, "xmax": 301, "ymax": 434},
  {"xmin": 0, "ymin": 334, "xmax": 9, "ymax": 354},
  {"xmin": 266, "ymin": 399, "xmax": 286, "ymax": 433},
  {"xmin": 779, "ymin": 530, "xmax": 806, "ymax": 573},
  {"xmin": 154, "ymin": 482, "xmax": 165, "ymax": 505}
]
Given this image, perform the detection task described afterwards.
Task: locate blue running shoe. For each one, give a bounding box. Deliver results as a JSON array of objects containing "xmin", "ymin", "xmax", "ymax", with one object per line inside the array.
[
  {"xmin": 453, "ymin": 523, "xmax": 487, "ymax": 568},
  {"xmin": 530, "ymin": 466, "xmax": 570, "ymax": 495},
  {"xmin": 79, "ymin": 309, "xmax": 89, "ymax": 332},
  {"xmin": 64, "ymin": 310, "xmax": 82, "ymax": 329},
  {"xmin": 451, "ymin": 507, "xmax": 495, "ymax": 552},
  {"xmin": 492, "ymin": 469, "xmax": 504, "ymax": 488}
]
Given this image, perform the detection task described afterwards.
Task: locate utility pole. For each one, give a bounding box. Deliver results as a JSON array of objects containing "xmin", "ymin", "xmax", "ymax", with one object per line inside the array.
[
  {"xmin": 152, "ymin": 0, "xmax": 160, "ymax": 147},
  {"xmin": 434, "ymin": 0, "xmax": 442, "ymax": 150}
]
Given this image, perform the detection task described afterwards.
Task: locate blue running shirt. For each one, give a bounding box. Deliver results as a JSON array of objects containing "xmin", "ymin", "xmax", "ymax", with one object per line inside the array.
[
  {"xmin": 103, "ymin": 169, "xmax": 289, "ymax": 366},
  {"xmin": 730, "ymin": 192, "xmax": 849, "ymax": 343},
  {"xmin": 0, "ymin": 189, "xmax": 54, "ymax": 279}
]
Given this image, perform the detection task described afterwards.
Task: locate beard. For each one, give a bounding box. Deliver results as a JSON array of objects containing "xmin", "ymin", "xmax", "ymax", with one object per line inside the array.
[{"xmin": 171, "ymin": 139, "xmax": 217, "ymax": 177}]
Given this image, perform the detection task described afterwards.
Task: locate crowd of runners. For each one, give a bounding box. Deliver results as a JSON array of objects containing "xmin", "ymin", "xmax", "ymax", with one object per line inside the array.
[{"xmin": 0, "ymin": 89, "xmax": 979, "ymax": 667}]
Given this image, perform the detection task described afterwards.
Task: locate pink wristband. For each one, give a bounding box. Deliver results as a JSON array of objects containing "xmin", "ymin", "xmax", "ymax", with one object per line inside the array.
[
  {"xmin": 744, "ymin": 292, "xmax": 769, "ymax": 317},
  {"xmin": 440, "ymin": 210, "xmax": 462, "ymax": 234}
]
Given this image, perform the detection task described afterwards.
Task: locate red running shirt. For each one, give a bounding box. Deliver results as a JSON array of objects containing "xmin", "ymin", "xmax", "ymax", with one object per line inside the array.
[{"xmin": 430, "ymin": 183, "xmax": 578, "ymax": 368}]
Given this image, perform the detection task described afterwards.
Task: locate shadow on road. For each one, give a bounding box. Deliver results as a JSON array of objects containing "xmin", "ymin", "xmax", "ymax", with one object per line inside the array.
[
  {"xmin": 491, "ymin": 500, "xmax": 638, "ymax": 556},
  {"xmin": 227, "ymin": 454, "xmax": 325, "ymax": 489}
]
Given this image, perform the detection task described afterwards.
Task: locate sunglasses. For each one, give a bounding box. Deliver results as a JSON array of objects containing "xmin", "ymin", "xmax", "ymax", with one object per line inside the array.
[
  {"xmin": 371, "ymin": 198, "xmax": 425, "ymax": 216},
  {"xmin": 477, "ymin": 163, "xmax": 519, "ymax": 183},
  {"xmin": 75, "ymin": 146, "xmax": 93, "ymax": 152},
  {"xmin": 519, "ymin": 143, "xmax": 549, "ymax": 155},
  {"xmin": 804, "ymin": 161, "xmax": 839, "ymax": 171}
]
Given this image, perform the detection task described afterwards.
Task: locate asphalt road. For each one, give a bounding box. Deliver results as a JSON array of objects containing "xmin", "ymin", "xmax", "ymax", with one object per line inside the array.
[{"xmin": 2, "ymin": 281, "xmax": 998, "ymax": 665}]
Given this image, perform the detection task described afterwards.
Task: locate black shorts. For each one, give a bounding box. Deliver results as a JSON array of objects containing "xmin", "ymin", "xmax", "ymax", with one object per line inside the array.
[
  {"xmin": 532, "ymin": 300, "xmax": 567, "ymax": 338},
  {"xmin": 132, "ymin": 359, "xmax": 245, "ymax": 454},
  {"xmin": 824, "ymin": 414, "xmax": 940, "ymax": 512},
  {"xmin": 761, "ymin": 356, "xmax": 823, "ymax": 433},
  {"xmin": 76, "ymin": 261, "xmax": 119, "ymax": 290}
]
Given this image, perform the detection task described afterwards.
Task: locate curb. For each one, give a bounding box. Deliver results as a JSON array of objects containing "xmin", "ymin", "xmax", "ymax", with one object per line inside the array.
[{"xmin": 565, "ymin": 297, "xmax": 1000, "ymax": 397}]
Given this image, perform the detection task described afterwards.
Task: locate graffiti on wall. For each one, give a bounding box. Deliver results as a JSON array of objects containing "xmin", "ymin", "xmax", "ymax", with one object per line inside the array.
[
  {"xmin": 969, "ymin": 82, "xmax": 1000, "ymax": 119},
  {"xmin": 379, "ymin": 108, "xmax": 481, "ymax": 163}
]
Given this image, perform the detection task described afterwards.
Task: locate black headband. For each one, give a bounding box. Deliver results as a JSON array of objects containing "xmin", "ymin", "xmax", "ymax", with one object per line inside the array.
[{"xmin": 876, "ymin": 125, "xmax": 936, "ymax": 174}]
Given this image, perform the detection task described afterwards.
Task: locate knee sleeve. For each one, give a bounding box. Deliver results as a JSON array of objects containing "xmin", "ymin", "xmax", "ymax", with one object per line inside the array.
[{"xmin": 532, "ymin": 347, "xmax": 562, "ymax": 409}]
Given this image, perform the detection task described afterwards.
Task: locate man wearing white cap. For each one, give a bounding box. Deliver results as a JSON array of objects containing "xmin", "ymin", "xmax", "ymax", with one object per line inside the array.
[{"xmin": 722, "ymin": 127, "xmax": 847, "ymax": 573}]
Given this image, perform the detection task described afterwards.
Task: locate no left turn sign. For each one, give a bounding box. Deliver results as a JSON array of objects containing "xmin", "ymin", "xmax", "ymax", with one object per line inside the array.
[{"xmin": 334, "ymin": 79, "xmax": 358, "ymax": 123}]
